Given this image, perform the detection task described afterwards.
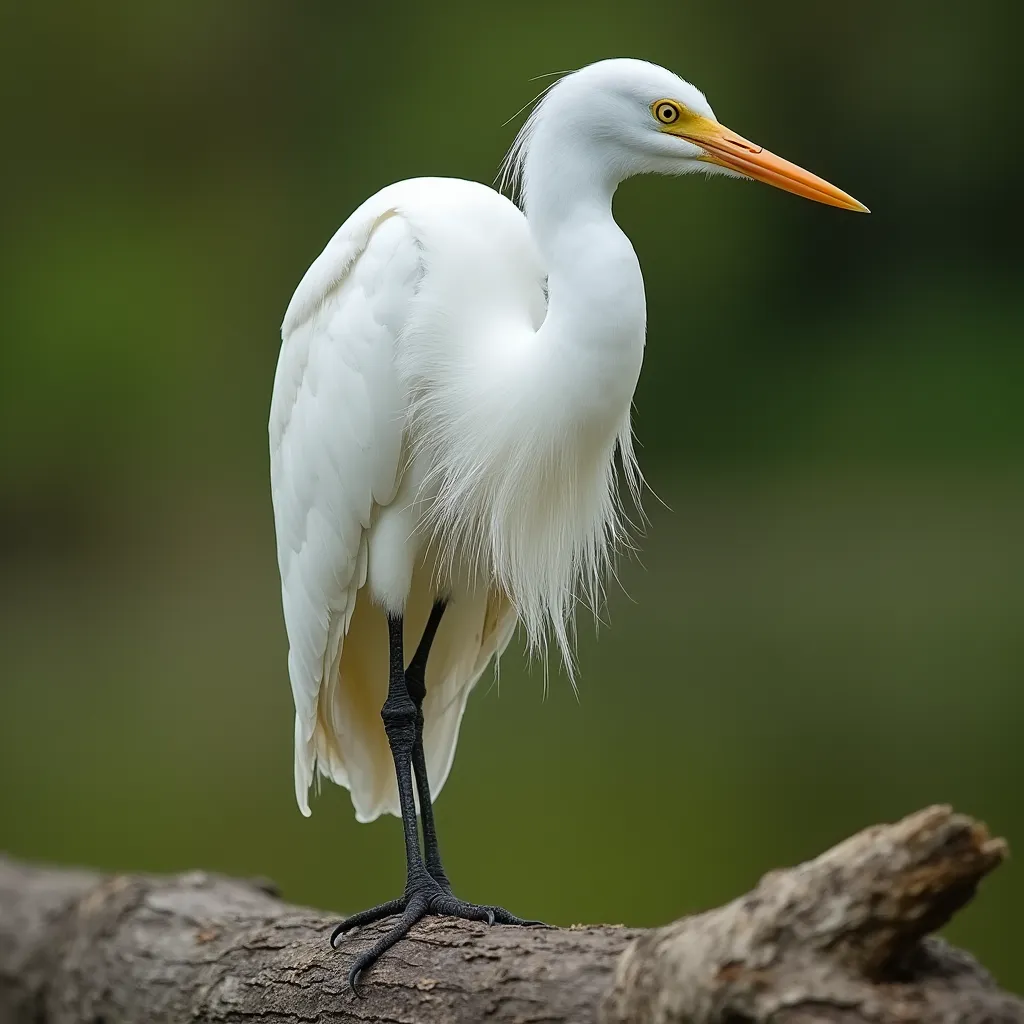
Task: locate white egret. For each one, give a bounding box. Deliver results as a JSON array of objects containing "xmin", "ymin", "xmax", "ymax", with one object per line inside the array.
[{"xmin": 269, "ymin": 57, "xmax": 866, "ymax": 988}]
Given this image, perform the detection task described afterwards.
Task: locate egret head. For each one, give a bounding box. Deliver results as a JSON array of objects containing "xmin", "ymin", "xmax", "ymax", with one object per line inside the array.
[{"xmin": 506, "ymin": 58, "xmax": 867, "ymax": 213}]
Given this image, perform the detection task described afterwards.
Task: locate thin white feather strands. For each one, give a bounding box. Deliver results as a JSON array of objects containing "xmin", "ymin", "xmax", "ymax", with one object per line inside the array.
[{"xmin": 404, "ymin": 369, "xmax": 642, "ymax": 681}]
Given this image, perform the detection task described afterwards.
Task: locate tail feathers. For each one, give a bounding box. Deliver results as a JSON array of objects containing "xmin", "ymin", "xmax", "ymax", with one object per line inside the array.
[
  {"xmin": 293, "ymin": 586, "xmax": 517, "ymax": 823},
  {"xmin": 302, "ymin": 671, "xmax": 472, "ymax": 823}
]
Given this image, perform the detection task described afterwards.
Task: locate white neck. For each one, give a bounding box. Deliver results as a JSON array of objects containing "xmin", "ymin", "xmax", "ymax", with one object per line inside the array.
[{"xmin": 521, "ymin": 125, "xmax": 647, "ymax": 425}]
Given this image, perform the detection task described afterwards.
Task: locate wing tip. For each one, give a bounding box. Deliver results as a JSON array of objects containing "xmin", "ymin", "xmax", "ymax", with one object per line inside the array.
[{"xmin": 294, "ymin": 713, "xmax": 316, "ymax": 817}]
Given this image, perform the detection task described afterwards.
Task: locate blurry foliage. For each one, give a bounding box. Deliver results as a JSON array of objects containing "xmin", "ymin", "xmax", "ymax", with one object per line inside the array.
[{"xmin": 1, "ymin": 0, "xmax": 1021, "ymax": 994}]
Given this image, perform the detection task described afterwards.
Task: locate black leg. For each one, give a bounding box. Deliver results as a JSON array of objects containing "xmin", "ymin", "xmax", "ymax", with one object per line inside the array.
[
  {"xmin": 332, "ymin": 614, "xmax": 435, "ymax": 993},
  {"xmin": 330, "ymin": 605, "xmax": 545, "ymax": 994},
  {"xmin": 404, "ymin": 600, "xmax": 449, "ymax": 883},
  {"xmin": 381, "ymin": 614, "xmax": 425, "ymax": 877}
]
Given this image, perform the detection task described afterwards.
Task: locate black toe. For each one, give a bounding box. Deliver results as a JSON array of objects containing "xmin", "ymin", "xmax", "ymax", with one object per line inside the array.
[{"xmin": 335, "ymin": 874, "xmax": 541, "ymax": 987}]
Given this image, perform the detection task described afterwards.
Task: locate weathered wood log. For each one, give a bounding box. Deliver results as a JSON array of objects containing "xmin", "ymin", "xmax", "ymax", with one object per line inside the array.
[{"xmin": 0, "ymin": 806, "xmax": 1019, "ymax": 1023}]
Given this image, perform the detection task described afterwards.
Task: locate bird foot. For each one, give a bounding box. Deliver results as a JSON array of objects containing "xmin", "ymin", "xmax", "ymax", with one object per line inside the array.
[{"xmin": 330, "ymin": 869, "xmax": 545, "ymax": 994}]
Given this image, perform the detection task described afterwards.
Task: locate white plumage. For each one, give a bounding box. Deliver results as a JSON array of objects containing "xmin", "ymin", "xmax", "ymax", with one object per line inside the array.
[
  {"xmin": 269, "ymin": 173, "xmax": 639, "ymax": 822},
  {"xmin": 269, "ymin": 59, "xmax": 866, "ymax": 825}
]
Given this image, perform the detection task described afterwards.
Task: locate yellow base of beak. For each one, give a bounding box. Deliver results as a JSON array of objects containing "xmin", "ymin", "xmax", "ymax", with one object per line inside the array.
[{"xmin": 669, "ymin": 117, "xmax": 869, "ymax": 213}]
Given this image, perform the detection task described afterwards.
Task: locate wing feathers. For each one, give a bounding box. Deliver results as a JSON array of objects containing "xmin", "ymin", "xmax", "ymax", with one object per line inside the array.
[{"xmin": 271, "ymin": 206, "xmax": 419, "ymax": 812}]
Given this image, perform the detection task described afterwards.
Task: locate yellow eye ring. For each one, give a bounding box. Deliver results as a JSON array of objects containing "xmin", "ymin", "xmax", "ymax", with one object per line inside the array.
[{"xmin": 653, "ymin": 100, "xmax": 681, "ymax": 125}]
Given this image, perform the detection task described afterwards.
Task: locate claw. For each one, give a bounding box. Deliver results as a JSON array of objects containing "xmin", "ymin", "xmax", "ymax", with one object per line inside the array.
[
  {"xmin": 485, "ymin": 909, "xmax": 495, "ymax": 926},
  {"xmin": 489, "ymin": 906, "xmax": 549, "ymax": 927},
  {"xmin": 347, "ymin": 965, "xmax": 363, "ymax": 998}
]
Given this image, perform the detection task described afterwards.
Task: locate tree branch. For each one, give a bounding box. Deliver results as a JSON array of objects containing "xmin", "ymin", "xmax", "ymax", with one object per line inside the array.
[{"xmin": 1, "ymin": 806, "xmax": 1020, "ymax": 1023}]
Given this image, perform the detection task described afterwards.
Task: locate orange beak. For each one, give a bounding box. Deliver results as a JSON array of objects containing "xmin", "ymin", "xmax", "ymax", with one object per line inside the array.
[{"xmin": 668, "ymin": 117, "xmax": 869, "ymax": 213}]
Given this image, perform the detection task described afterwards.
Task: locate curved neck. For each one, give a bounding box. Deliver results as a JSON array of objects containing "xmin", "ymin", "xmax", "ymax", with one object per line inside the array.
[{"xmin": 522, "ymin": 129, "xmax": 647, "ymax": 421}]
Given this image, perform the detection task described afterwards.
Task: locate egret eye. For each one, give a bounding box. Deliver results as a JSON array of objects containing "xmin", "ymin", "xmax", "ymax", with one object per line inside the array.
[{"xmin": 653, "ymin": 100, "xmax": 681, "ymax": 125}]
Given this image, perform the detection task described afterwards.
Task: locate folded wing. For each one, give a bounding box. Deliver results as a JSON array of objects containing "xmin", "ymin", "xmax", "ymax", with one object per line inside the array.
[{"xmin": 270, "ymin": 198, "xmax": 420, "ymax": 816}]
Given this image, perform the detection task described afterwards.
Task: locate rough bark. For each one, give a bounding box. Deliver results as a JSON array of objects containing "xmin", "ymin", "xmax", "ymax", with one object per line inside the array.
[{"xmin": 0, "ymin": 806, "xmax": 1019, "ymax": 1023}]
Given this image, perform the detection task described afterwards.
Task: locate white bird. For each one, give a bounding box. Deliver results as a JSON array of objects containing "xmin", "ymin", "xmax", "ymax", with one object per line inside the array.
[{"xmin": 269, "ymin": 57, "xmax": 866, "ymax": 987}]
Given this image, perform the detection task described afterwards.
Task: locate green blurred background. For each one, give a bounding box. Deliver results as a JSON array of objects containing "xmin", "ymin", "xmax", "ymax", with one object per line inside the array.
[{"xmin": 1, "ymin": 0, "xmax": 1022, "ymax": 990}]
